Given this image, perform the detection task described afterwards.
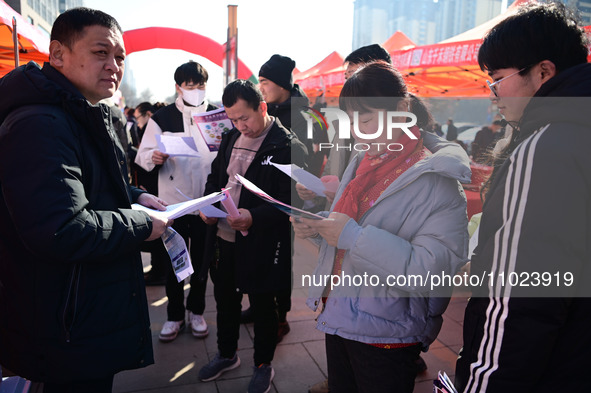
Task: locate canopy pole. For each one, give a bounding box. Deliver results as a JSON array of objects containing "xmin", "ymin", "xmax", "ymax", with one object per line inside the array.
[{"xmin": 12, "ymin": 17, "xmax": 19, "ymax": 68}]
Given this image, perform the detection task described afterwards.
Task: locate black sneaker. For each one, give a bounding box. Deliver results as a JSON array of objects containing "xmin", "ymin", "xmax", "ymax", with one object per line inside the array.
[
  {"xmin": 198, "ymin": 353, "xmax": 241, "ymax": 382},
  {"xmin": 248, "ymin": 363, "xmax": 274, "ymax": 393}
]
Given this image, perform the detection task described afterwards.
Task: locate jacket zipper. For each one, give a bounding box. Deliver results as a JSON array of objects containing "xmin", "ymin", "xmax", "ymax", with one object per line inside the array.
[{"xmin": 62, "ymin": 264, "xmax": 81, "ymax": 343}]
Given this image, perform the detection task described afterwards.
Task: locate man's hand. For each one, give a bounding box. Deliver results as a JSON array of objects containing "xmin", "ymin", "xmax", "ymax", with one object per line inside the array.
[
  {"xmin": 137, "ymin": 193, "xmax": 167, "ymax": 211},
  {"xmin": 200, "ymin": 210, "xmax": 218, "ymax": 225},
  {"xmin": 302, "ymin": 212, "xmax": 351, "ymax": 247},
  {"xmin": 152, "ymin": 150, "xmax": 169, "ymax": 165},
  {"xmin": 145, "ymin": 212, "xmax": 172, "ymax": 241},
  {"xmin": 137, "ymin": 193, "xmax": 171, "ymax": 241},
  {"xmin": 227, "ymin": 208, "xmax": 253, "ymax": 232},
  {"xmin": 296, "ymin": 183, "xmax": 318, "ymax": 201}
]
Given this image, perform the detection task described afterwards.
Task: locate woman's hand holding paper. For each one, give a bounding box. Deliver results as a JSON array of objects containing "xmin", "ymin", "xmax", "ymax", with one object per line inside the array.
[{"xmin": 303, "ymin": 212, "xmax": 351, "ymax": 247}]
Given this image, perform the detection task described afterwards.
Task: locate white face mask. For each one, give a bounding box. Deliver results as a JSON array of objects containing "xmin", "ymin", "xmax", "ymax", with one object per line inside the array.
[{"xmin": 180, "ymin": 87, "xmax": 206, "ymax": 107}]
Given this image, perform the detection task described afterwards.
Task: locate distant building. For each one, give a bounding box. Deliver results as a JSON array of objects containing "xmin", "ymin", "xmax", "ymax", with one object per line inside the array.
[
  {"xmin": 352, "ymin": 0, "xmax": 590, "ymax": 50},
  {"xmin": 562, "ymin": 0, "xmax": 591, "ymax": 24},
  {"xmin": 5, "ymin": 0, "xmax": 83, "ymax": 38}
]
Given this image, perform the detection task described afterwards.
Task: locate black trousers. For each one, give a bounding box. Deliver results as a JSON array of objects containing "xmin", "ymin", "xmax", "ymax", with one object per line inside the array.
[
  {"xmin": 43, "ymin": 375, "xmax": 114, "ymax": 393},
  {"xmin": 211, "ymin": 238, "xmax": 278, "ymax": 366},
  {"xmin": 165, "ymin": 215, "xmax": 208, "ymax": 321},
  {"xmin": 325, "ymin": 334, "xmax": 420, "ymax": 393}
]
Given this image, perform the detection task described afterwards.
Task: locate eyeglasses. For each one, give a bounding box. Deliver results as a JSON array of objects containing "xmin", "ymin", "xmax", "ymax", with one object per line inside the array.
[{"xmin": 486, "ymin": 67, "xmax": 528, "ymax": 97}]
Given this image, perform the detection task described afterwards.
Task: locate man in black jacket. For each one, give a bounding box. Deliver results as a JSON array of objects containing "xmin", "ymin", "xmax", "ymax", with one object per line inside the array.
[
  {"xmin": 456, "ymin": 3, "xmax": 591, "ymax": 392},
  {"xmin": 258, "ymin": 54, "xmax": 325, "ymax": 176},
  {"xmin": 198, "ymin": 80, "xmax": 306, "ymax": 393},
  {"xmin": 0, "ymin": 8, "xmax": 170, "ymax": 393}
]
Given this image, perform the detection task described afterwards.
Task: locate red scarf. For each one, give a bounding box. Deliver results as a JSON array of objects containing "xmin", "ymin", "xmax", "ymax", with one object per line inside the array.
[{"xmin": 333, "ymin": 126, "xmax": 422, "ymax": 220}]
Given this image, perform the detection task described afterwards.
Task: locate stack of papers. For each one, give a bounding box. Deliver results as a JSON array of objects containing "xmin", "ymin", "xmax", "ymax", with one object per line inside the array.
[
  {"xmin": 132, "ymin": 191, "xmax": 226, "ymax": 220},
  {"xmin": 433, "ymin": 371, "xmax": 458, "ymax": 393}
]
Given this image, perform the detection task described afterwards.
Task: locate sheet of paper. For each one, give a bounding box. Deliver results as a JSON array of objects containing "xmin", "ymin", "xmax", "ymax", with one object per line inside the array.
[
  {"xmin": 161, "ymin": 227, "xmax": 193, "ymax": 282},
  {"xmin": 132, "ymin": 191, "xmax": 226, "ymax": 220},
  {"xmin": 271, "ymin": 162, "xmax": 327, "ymax": 196},
  {"xmin": 235, "ymin": 174, "xmax": 325, "ymax": 220},
  {"xmin": 199, "ymin": 204, "xmax": 227, "ymax": 218},
  {"xmin": 292, "ymin": 165, "xmax": 327, "ymax": 196},
  {"xmin": 270, "ymin": 162, "xmax": 292, "ymax": 177},
  {"xmin": 155, "ymin": 134, "xmax": 199, "ymax": 157}
]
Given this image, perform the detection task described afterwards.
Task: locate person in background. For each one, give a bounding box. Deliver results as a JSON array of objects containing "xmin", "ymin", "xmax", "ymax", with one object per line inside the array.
[
  {"xmin": 258, "ymin": 54, "xmax": 323, "ymax": 174},
  {"xmin": 455, "ymin": 3, "xmax": 591, "ymax": 392},
  {"xmin": 293, "ymin": 61, "xmax": 470, "ymax": 393},
  {"xmin": 0, "ymin": 7, "xmax": 171, "ymax": 392},
  {"xmin": 131, "ymin": 101, "xmax": 167, "ymax": 286},
  {"xmin": 446, "ymin": 118, "xmax": 458, "ymax": 141},
  {"xmin": 135, "ymin": 61, "xmax": 218, "ymax": 342},
  {"xmin": 470, "ymin": 119, "xmax": 504, "ymax": 164}
]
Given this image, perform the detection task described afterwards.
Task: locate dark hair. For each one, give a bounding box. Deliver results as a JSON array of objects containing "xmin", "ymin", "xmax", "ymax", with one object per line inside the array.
[
  {"xmin": 479, "ymin": 2, "xmax": 588, "ymax": 202},
  {"xmin": 153, "ymin": 102, "xmax": 167, "ymax": 110},
  {"xmin": 174, "ymin": 61, "xmax": 209, "ymax": 86},
  {"xmin": 135, "ymin": 102, "xmax": 155, "ymax": 117},
  {"xmin": 339, "ymin": 61, "xmax": 433, "ymax": 129},
  {"xmin": 51, "ymin": 7, "xmax": 122, "ymax": 49},
  {"xmin": 478, "ymin": 2, "xmax": 588, "ymax": 74},
  {"xmin": 222, "ymin": 79, "xmax": 264, "ymax": 111},
  {"xmin": 345, "ymin": 44, "xmax": 392, "ymax": 65}
]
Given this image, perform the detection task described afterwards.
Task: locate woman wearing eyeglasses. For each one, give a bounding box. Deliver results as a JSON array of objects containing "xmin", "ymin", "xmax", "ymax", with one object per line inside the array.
[{"xmin": 292, "ymin": 61, "xmax": 471, "ymax": 393}]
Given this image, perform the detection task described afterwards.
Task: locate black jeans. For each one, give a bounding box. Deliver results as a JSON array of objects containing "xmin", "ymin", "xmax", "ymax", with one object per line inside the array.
[
  {"xmin": 43, "ymin": 375, "xmax": 114, "ymax": 393},
  {"xmin": 211, "ymin": 238, "xmax": 278, "ymax": 366},
  {"xmin": 165, "ymin": 215, "xmax": 208, "ymax": 321},
  {"xmin": 325, "ymin": 334, "xmax": 420, "ymax": 393}
]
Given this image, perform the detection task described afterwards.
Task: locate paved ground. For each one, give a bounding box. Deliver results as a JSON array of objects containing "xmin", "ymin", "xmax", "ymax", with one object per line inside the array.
[{"xmin": 112, "ymin": 237, "xmax": 469, "ymax": 393}]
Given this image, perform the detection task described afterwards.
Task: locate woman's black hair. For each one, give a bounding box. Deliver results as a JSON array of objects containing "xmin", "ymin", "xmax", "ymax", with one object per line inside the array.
[
  {"xmin": 339, "ymin": 61, "xmax": 433, "ymax": 129},
  {"xmin": 135, "ymin": 102, "xmax": 155, "ymax": 117}
]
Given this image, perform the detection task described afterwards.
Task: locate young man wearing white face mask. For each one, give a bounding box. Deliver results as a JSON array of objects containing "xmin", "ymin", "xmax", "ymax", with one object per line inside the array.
[{"xmin": 136, "ymin": 60, "xmax": 218, "ymax": 342}]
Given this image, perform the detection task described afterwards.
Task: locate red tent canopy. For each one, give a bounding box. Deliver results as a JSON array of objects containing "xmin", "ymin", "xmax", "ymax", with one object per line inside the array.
[
  {"xmin": 122, "ymin": 27, "xmax": 257, "ymax": 83},
  {"xmin": 390, "ymin": 0, "xmax": 591, "ymax": 97},
  {"xmin": 390, "ymin": 0, "xmax": 528, "ymax": 96},
  {"xmin": 382, "ymin": 31, "xmax": 416, "ymax": 53},
  {"xmin": 293, "ymin": 51, "xmax": 344, "ymax": 97},
  {"xmin": 0, "ymin": 0, "xmax": 49, "ymax": 76}
]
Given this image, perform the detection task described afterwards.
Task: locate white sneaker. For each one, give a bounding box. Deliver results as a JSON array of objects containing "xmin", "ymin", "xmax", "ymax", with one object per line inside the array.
[
  {"xmin": 159, "ymin": 320, "xmax": 185, "ymax": 342},
  {"xmin": 189, "ymin": 312, "xmax": 208, "ymax": 338}
]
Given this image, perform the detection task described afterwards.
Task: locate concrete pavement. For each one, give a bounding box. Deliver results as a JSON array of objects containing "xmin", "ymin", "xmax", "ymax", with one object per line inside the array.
[{"xmin": 112, "ymin": 238, "xmax": 468, "ymax": 393}]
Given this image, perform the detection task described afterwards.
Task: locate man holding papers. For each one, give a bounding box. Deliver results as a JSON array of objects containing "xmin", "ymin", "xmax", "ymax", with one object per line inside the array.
[
  {"xmin": 198, "ymin": 80, "xmax": 306, "ymax": 393},
  {"xmin": 135, "ymin": 61, "xmax": 218, "ymax": 342},
  {"xmin": 0, "ymin": 8, "xmax": 171, "ymax": 391}
]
